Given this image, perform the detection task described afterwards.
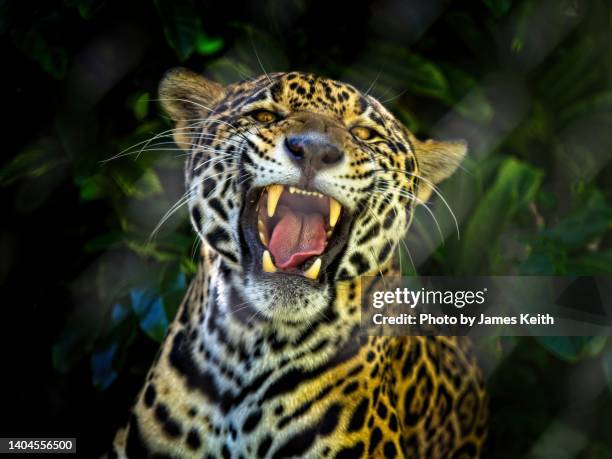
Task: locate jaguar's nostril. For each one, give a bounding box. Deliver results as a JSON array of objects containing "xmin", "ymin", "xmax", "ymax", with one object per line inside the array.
[
  {"xmin": 285, "ymin": 136, "xmax": 305, "ymax": 159},
  {"xmin": 321, "ymin": 147, "xmax": 343, "ymax": 165}
]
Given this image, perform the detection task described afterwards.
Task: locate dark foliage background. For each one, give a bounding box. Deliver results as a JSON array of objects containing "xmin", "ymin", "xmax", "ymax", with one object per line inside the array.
[{"xmin": 1, "ymin": 0, "xmax": 612, "ymax": 457}]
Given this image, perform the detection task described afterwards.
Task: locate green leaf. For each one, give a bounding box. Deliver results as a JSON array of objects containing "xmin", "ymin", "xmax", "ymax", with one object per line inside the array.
[
  {"xmin": 154, "ymin": 0, "xmax": 199, "ymax": 61},
  {"xmin": 125, "ymin": 240, "xmax": 178, "ymax": 262},
  {"xmin": 558, "ymin": 90, "xmax": 612, "ymax": 125},
  {"xmin": 536, "ymin": 336, "xmax": 608, "ymax": 363},
  {"xmin": 26, "ymin": 36, "xmax": 67, "ymax": 79},
  {"xmin": 205, "ymin": 25, "xmax": 286, "ymax": 84},
  {"xmin": 55, "ymin": 112, "xmax": 103, "ymax": 180},
  {"xmin": 131, "ymin": 92, "xmax": 150, "ymax": 121},
  {"xmin": 538, "ymin": 36, "xmax": 604, "ymax": 110},
  {"xmin": 566, "ymin": 252, "xmax": 612, "ymax": 275},
  {"xmin": 457, "ymin": 158, "xmax": 543, "ymax": 273},
  {"xmin": 483, "ymin": 0, "xmax": 513, "ymax": 17},
  {"xmin": 84, "ymin": 232, "xmax": 122, "ymax": 252},
  {"xmin": 206, "ymin": 58, "xmax": 257, "ymax": 84},
  {"xmin": 113, "ymin": 167, "xmax": 163, "ymax": 199},
  {"xmin": 0, "ymin": 137, "xmax": 66, "ymax": 185},
  {"xmin": 348, "ymin": 41, "xmax": 450, "ymax": 101},
  {"xmin": 77, "ymin": 173, "xmax": 115, "ymax": 201},
  {"xmin": 393, "ymin": 106, "xmax": 420, "ymax": 133},
  {"xmin": 441, "ymin": 64, "xmax": 493, "ymax": 123},
  {"xmin": 444, "ymin": 12, "xmax": 495, "ymax": 61},
  {"xmin": 64, "ymin": 0, "xmax": 105, "ymax": 19},
  {"xmin": 388, "ymin": 51, "xmax": 448, "ymax": 100},
  {"xmin": 543, "ymin": 190, "xmax": 612, "ymax": 249},
  {"xmin": 153, "ymin": 0, "xmax": 223, "ymax": 61},
  {"xmin": 159, "ymin": 268, "xmax": 187, "ymax": 317},
  {"xmin": 195, "ymin": 30, "xmax": 224, "ymax": 55}
]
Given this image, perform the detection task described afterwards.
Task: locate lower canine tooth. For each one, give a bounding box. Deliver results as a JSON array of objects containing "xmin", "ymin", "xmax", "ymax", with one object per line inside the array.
[
  {"xmin": 262, "ymin": 250, "xmax": 277, "ymax": 273},
  {"xmin": 303, "ymin": 258, "xmax": 322, "ymax": 280}
]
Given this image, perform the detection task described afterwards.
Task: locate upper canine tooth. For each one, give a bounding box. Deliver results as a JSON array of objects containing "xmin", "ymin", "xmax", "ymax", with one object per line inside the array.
[
  {"xmin": 289, "ymin": 186, "xmax": 296, "ymax": 194},
  {"xmin": 303, "ymin": 258, "xmax": 322, "ymax": 280},
  {"xmin": 329, "ymin": 198, "xmax": 342, "ymax": 227},
  {"xmin": 262, "ymin": 250, "xmax": 277, "ymax": 273},
  {"xmin": 267, "ymin": 185, "xmax": 283, "ymax": 217}
]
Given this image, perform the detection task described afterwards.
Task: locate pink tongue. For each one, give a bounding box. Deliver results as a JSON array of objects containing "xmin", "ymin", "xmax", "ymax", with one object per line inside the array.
[{"xmin": 269, "ymin": 208, "xmax": 326, "ymax": 269}]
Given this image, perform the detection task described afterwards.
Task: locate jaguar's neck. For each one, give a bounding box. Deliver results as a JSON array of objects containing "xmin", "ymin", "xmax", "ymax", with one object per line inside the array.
[{"xmin": 174, "ymin": 256, "xmax": 381, "ymax": 383}]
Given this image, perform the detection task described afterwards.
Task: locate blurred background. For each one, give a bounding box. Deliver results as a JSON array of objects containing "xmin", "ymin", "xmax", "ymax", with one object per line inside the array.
[{"xmin": 1, "ymin": 0, "xmax": 612, "ymax": 457}]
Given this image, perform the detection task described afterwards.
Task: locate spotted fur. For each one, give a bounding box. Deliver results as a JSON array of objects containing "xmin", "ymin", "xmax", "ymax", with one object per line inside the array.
[{"xmin": 110, "ymin": 70, "xmax": 487, "ymax": 458}]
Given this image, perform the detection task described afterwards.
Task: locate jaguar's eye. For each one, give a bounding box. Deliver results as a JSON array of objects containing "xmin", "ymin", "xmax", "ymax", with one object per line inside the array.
[
  {"xmin": 251, "ymin": 109, "xmax": 279, "ymax": 123},
  {"xmin": 350, "ymin": 126, "xmax": 375, "ymax": 141}
]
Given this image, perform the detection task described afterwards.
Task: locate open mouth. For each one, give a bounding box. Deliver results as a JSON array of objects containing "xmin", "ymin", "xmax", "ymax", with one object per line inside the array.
[{"xmin": 241, "ymin": 184, "xmax": 352, "ymax": 282}]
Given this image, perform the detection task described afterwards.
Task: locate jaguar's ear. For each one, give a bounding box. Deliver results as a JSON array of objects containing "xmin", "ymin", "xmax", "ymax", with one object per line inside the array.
[
  {"xmin": 414, "ymin": 138, "xmax": 466, "ymax": 203},
  {"xmin": 158, "ymin": 68, "xmax": 225, "ymax": 148}
]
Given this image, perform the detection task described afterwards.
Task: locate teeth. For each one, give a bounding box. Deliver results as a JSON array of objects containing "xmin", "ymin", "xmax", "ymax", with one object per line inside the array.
[
  {"xmin": 329, "ymin": 198, "xmax": 342, "ymax": 227},
  {"xmin": 303, "ymin": 258, "xmax": 322, "ymax": 280},
  {"xmin": 262, "ymin": 250, "xmax": 277, "ymax": 273},
  {"xmin": 288, "ymin": 186, "xmax": 324, "ymax": 197},
  {"xmin": 267, "ymin": 185, "xmax": 284, "ymax": 217},
  {"xmin": 257, "ymin": 217, "xmax": 268, "ymax": 245}
]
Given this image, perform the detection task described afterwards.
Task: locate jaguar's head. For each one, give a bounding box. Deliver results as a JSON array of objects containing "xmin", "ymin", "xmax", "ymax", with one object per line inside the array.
[{"xmin": 160, "ymin": 69, "xmax": 465, "ymax": 323}]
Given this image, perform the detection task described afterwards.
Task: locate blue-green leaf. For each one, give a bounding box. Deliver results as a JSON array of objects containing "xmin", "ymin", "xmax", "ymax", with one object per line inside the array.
[
  {"xmin": 139, "ymin": 297, "xmax": 169, "ymax": 342},
  {"xmin": 536, "ymin": 336, "xmax": 608, "ymax": 363},
  {"xmin": 130, "ymin": 288, "xmax": 169, "ymax": 342},
  {"xmin": 90, "ymin": 343, "xmax": 118, "ymax": 390}
]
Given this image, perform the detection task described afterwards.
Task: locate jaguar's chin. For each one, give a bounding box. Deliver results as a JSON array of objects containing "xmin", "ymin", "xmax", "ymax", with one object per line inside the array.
[{"xmin": 239, "ymin": 184, "xmax": 353, "ymax": 322}]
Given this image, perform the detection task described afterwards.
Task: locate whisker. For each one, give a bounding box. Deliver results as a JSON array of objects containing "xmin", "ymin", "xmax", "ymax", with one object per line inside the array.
[
  {"xmin": 249, "ymin": 34, "xmax": 272, "ymax": 85},
  {"xmin": 148, "ymin": 165, "xmax": 240, "ymax": 242},
  {"xmin": 101, "ymin": 122, "xmax": 202, "ymax": 163},
  {"xmin": 364, "ymin": 71, "xmax": 381, "ymax": 96},
  {"xmin": 190, "ymin": 235, "xmax": 202, "ymax": 263},
  {"xmin": 153, "ymin": 98, "xmax": 258, "ymax": 144},
  {"xmin": 370, "ymin": 168, "xmax": 460, "ymax": 239},
  {"xmin": 372, "ymin": 183, "xmax": 445, "ymax": 245}
]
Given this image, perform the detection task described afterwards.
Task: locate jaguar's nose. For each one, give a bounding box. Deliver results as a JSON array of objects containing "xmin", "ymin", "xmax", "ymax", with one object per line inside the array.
[{"xmin": 284, "ymin": 133, "xmax": 344, "ymax": 172}]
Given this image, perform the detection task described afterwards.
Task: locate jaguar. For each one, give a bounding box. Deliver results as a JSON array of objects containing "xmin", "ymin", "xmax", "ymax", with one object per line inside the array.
[{"xmin": 110, "ymin": 69, "xmax": 488, "ymax": 458}]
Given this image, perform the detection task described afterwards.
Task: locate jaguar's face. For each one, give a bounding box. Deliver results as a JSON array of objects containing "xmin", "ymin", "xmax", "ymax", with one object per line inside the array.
[{"xmin": 160, "ymin": 70, "xmax": 465, "ymax": 323}]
